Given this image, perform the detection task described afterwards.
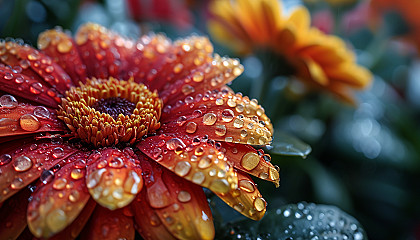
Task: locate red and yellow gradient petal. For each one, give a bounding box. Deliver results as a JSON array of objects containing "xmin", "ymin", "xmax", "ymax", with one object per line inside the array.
[
  {"xmin": 0, "ymin": 188, "xmax": 30, "ymax": 239},
  {"xmin": 0, "ymin": 139, "xmax": 79, "ymax": 203},
  {"xmin": 85, "ymin": 148, "xmax": 143, "ymax": 210},
  {"xmin": 138, "ymin": 157, "xmax": 214, "ymax": 240},
  {"xmin": 80, "ymin": 207, "xmax": 135, "ymax": 240},
  {"xmin": 137, "ymin": 135, "xmax": 238, "ymax": 194},
  {"xmin": 216, "ymin": 171, "xmax": 267, "ymax": 220},
  {"xmin": 38, "ymin": 28, "xmax": 88, "ymax": 85},
  {"xmin": 27, "ymin": 152, "xmax": 91, "ymax": 238}
]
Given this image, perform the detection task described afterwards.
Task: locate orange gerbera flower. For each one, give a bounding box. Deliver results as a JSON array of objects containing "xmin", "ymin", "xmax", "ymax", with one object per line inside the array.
[
  {"xmin": 208, "ymin": 0, "xmax": 372, "ymax": 104},
  {"xmin": 0, "ymin": 23, "xmax": 277, "ymax": 239}
]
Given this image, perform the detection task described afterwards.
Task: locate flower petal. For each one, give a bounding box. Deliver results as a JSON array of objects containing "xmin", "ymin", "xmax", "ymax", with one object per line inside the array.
[
  {"xmin": 159, "ymin": 89, "xmax": 273, "ymax": 145},
  {"xmin": 137, "ymin": 157, "xmax": 215, "ymax": 240},
  {"xmin": 215, "ymin": 171, "xmax": 267, "ymax": 220},
  {"xmin": 0, "ymin": 41, "xmax": 73, "ymax": 94},
  {"xmin": 221, "ymin": 142, "xmax": 280, "ymax": 187},
  {"xmin": 0, "ymin": 66, "xmax": 62, "ymax": 108},
  {"xmin": 74, "ymin": 23, "xmax": 136, "ymax": 80},
  {"xmin": 159, "ymin": 55, "xmax": 244, "ymax": 105},
  {"xmin": 0, "ymin": 101, "xmax": 65, "ymax": 138},
  {"xmin": 85, "ymin": 148, "xmax": 143, "ymax": 210},
  {"xmin": 38, "ymin": 27, "xmax": 88, "ymax": 85},
  {"xmin": 137, "ymin": 135, "xmax": 238, "ymax": 194},
  {"xmin": 0, "ymin": 139, "xmax": 80, "ymax": 203},
  {"xmin": 80, "ymin": 207, "xmax": 135, "ymax": 240},
  {"xmin": 0, "ymin": 188, "xmax": 30, "ymax": 239},
  {"xmin": 27, "ymin": 151, "xmax": 91, "ymax": 238},
  {"xmin": 131, "ymin": 189, "xmax": 177, "ymax": 240}
]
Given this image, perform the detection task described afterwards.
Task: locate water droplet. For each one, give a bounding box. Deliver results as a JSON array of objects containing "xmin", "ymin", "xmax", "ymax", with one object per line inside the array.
[
  {"xmin": 30, "ymin": 82, "xmax": 43, "ymax": 94},
  {"xmin": 40, "ymin": 169, "xmax": 54, "ymax": 184},
  {"xmin": 0, "ymin": 154, "xmax": 12, "ymax": 166},
  {"xmin": 253, "ymin": 197, "xmax": 266, "ymax": 212},
  {"xmin": 19, "ymin": 114, "xmax": 41, "ymax": 131},
  {"xmin": 173, "ymin": 63, "xmax": 183, "ymax": 73},
  {"xmin": 46, "ymin": 209, "xmax": 67, "ymax": 233},
  {"xmin": 109, "ymin": 157, "xmax": 124, "ymax": 168},
  {"xmin": 241, "ymin": 152, "xmax": 259, "ymax": 170},
  {"xmin": 10, "ymin": 177, "xmax": 25, "ymax": 189},
  {"xmin": 33, "ymin": 106, "xmax": 50, "ymax": 119},
  {"xmin": 68, "ymin": 190, "xmax": 80, "ymax": 202},
  {"xmin": 13, "ymin": 156, "xmax": 33, "ymax": 172},
  {"xmin": 52, "ymin": 147, "xmax": 65, "ymax": 158},
  {"xmin": 57, "ymin": 39, "xmax": 73, "ymax": 53},
  {"xmin": 53, "ymin": 178, "xmax": 67, "ymax": 190},
  {"xmin": 221, "ymin": 109, "xmax": 234, "ymax": 122},
  {"xmin": 70, "ymin": 168, "xmax": 84, "ymax": 180},
  {"xmin": 166, "ymin": 138, "xmax": 186, "ymax": 151},
  {"xmin": 0, "ymin": 95, "xmax": 18, "ymax": 108},
  {"xmin": 209, "ymin": 179, "xmax": 229, "ymax": 193},
  {"xmin": 259, "ymin": 172, "xmax": 268, "ymax": 179},
  {"xmin": 283, "ymin": 209, "xmax": 291, "ymax": 217},
  {"xmin": 203, "ymin": 113, "xmax": 217, "ymax": 125},
  {"xmin": 238, "ymin": 180, "xmax": 255, "ymax": 193},
  {"xmin": 354, "ymin": 232, "xmax": 363, "ymax": 240},
  {"xmin": 185, "ymin": 122, "xmax": 197, "ymax": 133},
  {"xmin": 174, "ymin": 161, "xmax": 191, "ymax": 177},
  {"xmin": 233, "ymin": 118, "xmax": 244, "ymax": 128},
  {"xmin": 198, "ymin": 155, "xmax": 212, "ymax": 169},
  {"xmin": 215, "ymin": 125, "xmax": 227, "ymax": 136},
  {"xmin": 192, "ymin": 172, "xmax": 205, "ymax": 184},
  {"xmin": 177, "ymin": 190, "xmax": 192, "ymax": 202},
  {"xmin": 215, "ymin": 98, "xmax": 224, "ymax": 105}
]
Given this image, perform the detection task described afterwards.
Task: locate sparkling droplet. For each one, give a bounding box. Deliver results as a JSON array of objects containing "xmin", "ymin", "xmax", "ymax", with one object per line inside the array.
[
  {"xmin": 52, "ymin": 147, "xmax": 65, "ymax": 158},
  {"xmin": 10, "ymin": 178, "xmax": 25, "ymax": 189},
  {"xmin": 70, "ymin": 168, "xmax": 84, "ymax": 180},
  {"xmin": 69, "ymin": 190, "xmax": 80, "ymax": 202},
  {"xmin": 166, "ymin": 138, "xmax": 186, "ymax": 151},
  {"xmin": 241, "ymin": 152, "xmax": 259, "ymax": 170},
  {"xmin": 209, "ymin": 179, "xmax": 229, "ymax": 193},
  {"xmin": 185, "ymin": 122, "xmax": 197, "ymax": 134},
  {"xmin": 239, "ymin": 180, "xmax": 255, "ymax": 193},
  {"xmin": 192, "ymin": 172, "xmax": 205, "ymax": 184},
  {"xmin": 253, "ymin": 197, "xmax": 266, "ymax": 212},
  {"xmin": 53, "ymin": 178, "xmax": 67, "ymax": 190},
  {"xmin": 40, "ymin": 169, "xmax": 54, "ymax": 184},
  {"xmin": 215, "ymin": 125, "xmax": 227, "ymax": 136},
  {"xmin": 221, "ymin": 109, "xmax": 234, "ymax": 122},
  {"xmin": 0, "ymin": 95, "xmax": 18, "ymax": 108},
  {"xmin": 0, "ymin": 154, "xmax": 12, "ymax": 166},
  {"xmin": 174, "ymin": 161, "xmax": 191, "ymax": 177},
  {"xmin": 233, "ymin": 118, "xmax": 244, "ymax": 128},
  {"xmin": 234, "ymin": 203, "xmax": 245, "ymax": 212},
  {"xmin": 46, "ymin": 209, "xmax": 67, "ymax": 233},
  {"xmin": 109, "ymin": 157, "xmax": 124, "ymax": 168},
  {"xmin": 177, "ymin": 190, "xmax": 192, "ymax": 203},
  {"xmin": 33, "ymin": 106, "xmax": 50, "ymax": 119},
  {"xmin": 13, "ymin": 156, "xmax": 33, "ymax": 172},
  {"xmin": 19, "ymin": 114, "xmax": 41, "ymax": 131},
  {"xmin": 203, "ymin": 113, "xmax": 217, "ymax": 125},
  {"xmin": 198, "ymin": 155, "xmax": 212, "ymax": 169},
  {"xmin": 215, "ymin": 98, "xmax": 224, "ymax": 105},
  {"xmin": 57, "ymin": 39, "xmax": 73, "ymax": 53}
]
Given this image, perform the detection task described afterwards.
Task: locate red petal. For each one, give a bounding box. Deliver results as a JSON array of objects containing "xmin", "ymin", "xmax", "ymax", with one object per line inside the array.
[
  {"xmin": 0, "ymin": 188, "xmax": 30, "ymax": 239},
  {"xmin": 138, "ymin": 157, "xmax": 215, "ymax": 240},
  {"xmin": 48, "ymin": 198, "xmax": 96, "ymax": 240},
  {"xmin": 137, "ymin": 135, "xmax": 238, "ymax": 194},
  {"xmin": 0, "ymin": 66, "xmax": 62, "ymax": 107},
  {"xmin": 131, "ymin": 190, "xmax": 177, "ymax": 240},
  {"xmin": 0, "ymin": 101, "xmax": 65, "ymax": 138},
  {"xmin": 38, "ymin": 28, "xmax": 87, "ymax": 85},
  {"xmin": 27, "ymin": 151, "xmax": 91, "ymax": 238},
  {"xmin": 80, "ymin": 206, "xmax": 135, "ymax": 240},
  {"xmin": 0, "ymin": 139, "xmax": 79, "ymax": 203},
  {"xmin": 221, "ymin": 142, "xmax": 279, "ymax": 186},
  {"xmin": 216, "ymin": 171, "xmax": 267, "ymax": 220},
  {"xmin": 85, "ymin": 148, "xmax": 143, "ymax": 210},
  {"xmin": 74, "ymin": 23, "xmax": 137, "ymax": 80}
]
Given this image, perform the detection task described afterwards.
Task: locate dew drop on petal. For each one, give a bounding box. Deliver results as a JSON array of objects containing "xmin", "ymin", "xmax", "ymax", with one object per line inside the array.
[
  {"xmin": 0, "ymin": 95, "xmax": 18, "ymax": 108},
  {"xmin": 192, "ymin": 172, "xmax": 205, "ymax": 184},
  {"xmin": 40, "ymin": 169, "xmax": 54, "ymax": 184},
  {"xmin": 19, "ymin": 114, "xmax": 41, "ymax": 131},
  {"xmin": 53, "ymin": 178, "xmax": 67, "ymax": 190},
  {"xmin": 10, "ymin": 178, "xmax": 25, "ymax": 189},
  {"xmin": 166, "ymin": 138, "xmax": 186, "ymax": 151},
  {"xmin": 70, "ymin": 168, "xmax": 84, "ymax": 180},
  {"xmin": 33, "ymin": 106, "xmax": 50, "ymax": 119},
  {"xmin": 13, "ymin": 156, "xmax": 33, "ymax": 172},
  {"xmin": 30, "ymin": 83, "xmax": 43, "ymax": 94},
  {"xmin": 108, "ymin": 157, "xmax": 124, "ymax": 168},
  {"xmin": 238, "ymin": 180, "xmax": 255, "ymax": 193},
  {"xmin": 198, "ymin": 155, "xmax": 212, "ymax": 169},
  {"xmin": 253, "ymin": 197, "xmax": 266, "ymax": 212},
  {"xmin": 185, "ymin": 122, "xmax": 197, "ymax": 134},
  {"xmin": 57, "ymin": 39, "xmax": 73, "ymax": 53},
  {"xmin": 203, "ymin": 113, "xmax": 217, "ymax": 125},
  {"xmin": 209, "ymin": 179, "xmax": 229, "ymax": 193},
  {"xmin": 234, "ymin": 203, "xmax": 245, "ymax": 212},
  {"xmin": 68, "ymin": 190, "xmax": 80, "ymax": 202},
  {"xmin": 174, "ymin": 161, "xmax": 191, "ymax": 177},
  {"xmin": 46, "ymin": 209, "xmax": 67, "ymax": 233},
  {"xmin": 0, "ymin": 154, "xmax": 12, "ymax": 166},
  {"xmin": 52, "ymin": 147, "xmax": 65, "ymax": 158},
  {"xmin": 221, "ymin": 109, "xmax": 235, "ymax": 122},
  {"xmin": 215, "ymin": 125, "xmax": 227, "ymax": 136},
  {"xmin": 177, "ymin": 190, "xmax": 192, "ymax": 203},
  {"xmin": 233, "ymin": 118, "xmax": 244, "ymax": 128},
  {"xmin": 241, "ymin": 152, "xmax": 259, "ymax": 170}
]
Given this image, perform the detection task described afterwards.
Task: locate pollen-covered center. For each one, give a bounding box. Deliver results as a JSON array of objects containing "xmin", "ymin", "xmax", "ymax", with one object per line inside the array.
[{"xmin": 58, "ymin": 77, "xmax": 162, "ymax": 147}]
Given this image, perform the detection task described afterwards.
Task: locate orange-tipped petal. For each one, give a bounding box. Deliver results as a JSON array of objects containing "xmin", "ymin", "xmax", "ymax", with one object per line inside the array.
[
  {"xmin": 85, "ymin": 148, "xmax": 143, "ymax": 210},
  {"xmin": 215, "ymin": 171, "xmax": 267, "ymax": 220},
  {"xmin": 0, "ymin": 139, "xmax": 79, "ymax": 203},
  {"xmin": 27, "ymin": 151, "xmax": 91, "ymax": 238},
  {"xmin": 80, "ymin": 207, "xmax": 135, "ymax": 240},
  {"xmin": 138, "ymin": 157, "xmax": 215, "ymax": 240},
  {"xmin": 0, "ymin": 188, "xmax": 30, "ymax": 239},
  {"xmin": 221, "ymin": 142, "xmax": 280, "ymax": 187},
  {"xmin": 0, "ymin": 67, "xmax": 62, "ymax": 108},
  {"xmin": 131, "ymin": 190, "xmax": 177, "ymax": 240},
  {"xmin": 38, "ymin": 27, "xmax": 88, "ymax": 85},
  {"xmin": 74, "ymin": 23, "xmax": 136, "ymax": 80},
  {"xmin": 0, "ymin": 101, "xmax": 65, "ymax": 137},
  {"xmin": 137, "ymin": 135, "xmax": 238, "ymax": 194}
]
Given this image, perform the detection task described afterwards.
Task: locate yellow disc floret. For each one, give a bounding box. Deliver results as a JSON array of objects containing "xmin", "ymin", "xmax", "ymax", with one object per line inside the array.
[{"xmin": 58, "ymin": 77, "xmax": 162, "ymax": 147}]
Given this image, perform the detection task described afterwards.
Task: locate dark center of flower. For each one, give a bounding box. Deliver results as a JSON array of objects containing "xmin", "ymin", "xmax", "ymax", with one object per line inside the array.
[
  {"xmin": 58, "ymin": 77, "xmax": 162, "ymax": 147},
  {"xmin": 91, "ymin": 97, "xmax": 136, "ymax": 119}
]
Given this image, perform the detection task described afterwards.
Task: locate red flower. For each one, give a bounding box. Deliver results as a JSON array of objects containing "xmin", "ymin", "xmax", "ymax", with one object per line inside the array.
[{"xmin": 0, "ymin": 23, "xmax": 277, "ymax": 239}]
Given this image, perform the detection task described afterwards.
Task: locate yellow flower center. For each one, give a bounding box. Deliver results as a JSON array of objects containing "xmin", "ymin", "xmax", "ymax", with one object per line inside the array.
[{"xmin": 58, "ymin": 77, "xmax": 162, "ymax": 147}]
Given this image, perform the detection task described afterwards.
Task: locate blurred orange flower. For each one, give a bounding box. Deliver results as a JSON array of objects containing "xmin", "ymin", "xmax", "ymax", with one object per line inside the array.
[{"xmin": 208, "ymin": 0, "xmax": 372, "ymax": 104}]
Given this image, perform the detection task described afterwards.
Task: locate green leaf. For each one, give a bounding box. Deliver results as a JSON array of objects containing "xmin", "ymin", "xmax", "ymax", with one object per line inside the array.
[
  {"xmin": 216, "ymin": 202, "xmax": 367, "ymax": 240},
  {"xmin": 268, "ymin": 131, "xmax": 312, "ymax": 158}
]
